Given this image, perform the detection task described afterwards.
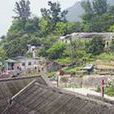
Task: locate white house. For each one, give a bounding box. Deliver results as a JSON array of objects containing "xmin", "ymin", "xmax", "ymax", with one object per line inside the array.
[{"xmin": 14, "ymin": 56, "xmax": 39, "ymax": 71}]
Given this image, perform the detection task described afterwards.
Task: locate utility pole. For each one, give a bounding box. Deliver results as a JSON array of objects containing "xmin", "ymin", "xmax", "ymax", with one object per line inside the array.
[{"xmin": 101, "ymin": 79, "xmax": 105, "ymax": 98}]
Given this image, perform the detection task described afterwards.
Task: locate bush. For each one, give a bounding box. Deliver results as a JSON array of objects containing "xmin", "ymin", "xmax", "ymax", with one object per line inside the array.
[
  {"xmin": 47, "ymin": 42, "xmax": 66, "ymax": 59},
  {"xmin": 105, "ymin": 82, "xmax": 114, "ymax": 96},
  {"xmin": 86, "ymin": 36, "xmax": 105, "ymax": 55}
]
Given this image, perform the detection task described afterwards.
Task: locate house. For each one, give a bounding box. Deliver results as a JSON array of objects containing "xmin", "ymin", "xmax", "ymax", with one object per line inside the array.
[
  {"xmin": 59, "ymin": 33, "xmax": 114, "ymax": 49},
  {"xmin": 4, "ymin": 57, "xmax": 42, "ymax": 76},
  {"xmin": 2, "ymin": 76, "xmax": 114, "ymax": 114},
  {"xmin": 5, "ymin": 59, "xmax": 17, "ymax": 70},
  {"xmin": 14, "ymin": 56, "xmax": 39, "ymax": 71},
  {"xmin": 0, "ymin": 76, "xmax": 47, "ymax": 113}
]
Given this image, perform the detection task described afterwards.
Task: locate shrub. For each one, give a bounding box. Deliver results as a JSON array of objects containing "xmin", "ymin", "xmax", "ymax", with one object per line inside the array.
[
  {"xmin": 47, "ymin": 42, "xmax": 66, "ymax": 59},
  {"xmin": 86, "ymin": 36, "xmax": 105, "ymax": 55}
]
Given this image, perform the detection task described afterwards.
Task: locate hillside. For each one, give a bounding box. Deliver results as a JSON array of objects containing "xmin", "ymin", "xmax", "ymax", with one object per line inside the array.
[{"xmin": 66, "ymin": 0, "xmax": 114, "ymax": 22}]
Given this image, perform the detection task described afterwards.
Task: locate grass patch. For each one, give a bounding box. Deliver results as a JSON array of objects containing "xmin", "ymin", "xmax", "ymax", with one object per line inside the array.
[
  {"xmin": 56, "ymin": 57, "xmax": 72, "ymax": 64},
  {"xmin": 97, "ymin": 53, "xmax": 114, "ymax": 62},
  {"xmin": 48, "ymin": 72, "xmax": 56, "ymax": 78},
  {"xmin": 105, "ymin": 87, "xmax": 114, "ymax": 96},
  {"xmin": 62, "ymin": 66, "xmax": 82, "ymax": 74}
]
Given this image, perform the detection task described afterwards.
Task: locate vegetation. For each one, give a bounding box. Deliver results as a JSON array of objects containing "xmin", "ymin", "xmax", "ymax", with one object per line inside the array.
[
  {"xmin": 47, "ymin": 42, "xmax": 66, "ymax": 59},
  {"xmin": 97, "ymin": 53, "xmax": 114, "ymax": 61},
  {"xmin": 81, "ymin": 0, "xmax": 114, "ymax": 32},
  {"xmin": 1, "ymin": 0, "xmax": 114, "ymax": 73},
  {"xmin": 13, "ymin": 0, "xmax": 31, "ymax": 21},
  {"xmin": 97, "ymin": 82, "xmax": 114, "ymax": 96},
  {"xmin": 105, "ymin": 82, "xmax": 114, "ymax": 96},
  {"xmin": 0, "ymin": 0, "xmax": 114, "ymax": 95},
  {"xmin": 0, "ymin": 0, "xmax": 80, "ymax": 59},
  {"xmin": 86, "ymin": 36, "xmax": 105, "ymax": 55}
]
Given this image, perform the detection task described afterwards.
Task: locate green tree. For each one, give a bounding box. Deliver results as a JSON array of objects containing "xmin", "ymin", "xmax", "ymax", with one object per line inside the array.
[
  {"xmin": 81, "ymin": 0, "xmax": 112, "ymax": 32},
  {"xmin": 88, "ymin": 13, "xmax": 114, "ymax": 32},
  {"xmin": 108, "ymin": 5, "xmax": 114, "ymax": 14},
  {"xmin": 24, "ymin": 17, "xmax": 40, "ymax": 33},
  {"xmin": 0, "ymin": 48, "xmax": 7, "ymax": 60},
  {"xmin": 55, "ymin": 22, "xmax": 82, "ymax": 35},
  {"xmin": 47, "ymin": 42, "xmax": 66, "ymax": 59},
  {"xmin": 93, "ymin": 0, "xmax": 108, "ymax": 15},
  {"xmin": 40, "ymin": 1, "xmax": 68, "ymax": 32},
  {"xmin": 38, "ymin": 35, "xmax": 58, "ymax": 57},
  {"xmin": 39, "ymin": 17, "xmax": 50, "ymax": 36},
  {"xmin": 108, "ymin": 24, "xmax": 114, "ymax": 32},
  {"xmin": 81, "ymin": 0, "xmax": 94, "ymax": 32},
  {"xmin": 86, "ymin": 36, "xmax": 105, "ymax": 55},
  {"xmin": 7, "ymin": 19, "xmax": 25, "ymax": 40},
  {"xmin": 13, "ymin": 0, "xmax": 31, "ymax": 21},
  {"xmin": 3, "ymin": 36, "xmax": 28, "ymax": 58},
  {"xmin": 81, "ymin": 0, "xmax": 93, "ymax": 15}
]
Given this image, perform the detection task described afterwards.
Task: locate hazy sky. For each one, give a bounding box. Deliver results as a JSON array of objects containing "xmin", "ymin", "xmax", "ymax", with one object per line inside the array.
[{"xmin": 0, "ymin": 0, "xmax": 80, "ymax": 36}]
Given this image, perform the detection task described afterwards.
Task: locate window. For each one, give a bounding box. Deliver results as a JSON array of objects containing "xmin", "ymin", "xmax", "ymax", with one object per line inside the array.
[
  {"xmin": 28, "ymin": 62, "xmax": 32, "ymax": 65},
  {"xmin": 22, "ymin": 63, "xmax": 25, "ymax": 66}
]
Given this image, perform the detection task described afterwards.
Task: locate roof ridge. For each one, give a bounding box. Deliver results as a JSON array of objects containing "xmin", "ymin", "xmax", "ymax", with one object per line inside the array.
[
  {"xmin": 11, "ymin": 76, "xmax": 49, "ymax": 101},
  {"xmin": 0, "ymin": 76, "xmax": 41, "ymax": 82},
  {"xmin": 11, "ymin": 79, "xmax": 36, "ymax": 101}
]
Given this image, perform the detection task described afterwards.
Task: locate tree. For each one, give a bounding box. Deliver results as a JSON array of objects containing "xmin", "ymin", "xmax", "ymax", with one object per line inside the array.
[
  {"xmin": 108, "ymin": 5, "xmax": 114, "ymax": 14},
  {"xmin": 24, "ymin": 17, "xmax": 40, "ymax": 33},
  {"xmin": 81, "ymin": 0, "xmax": 93, "ymax": 15},
  {"xmin": 108, "ymin": 24, "xmax": 114, "ymax": 32},
  {"xmin": 55, "ymin": 22, "xmax": 82, "ymax": 35},
  {"xmin": 0, "ymin": 36, "xmax": 6, "ymax": 40},
  {"xmin": 47, "ymin": 42, "xmax": 66, "ymax": 59},
  {"xmin": 81, "ymin": 0, "xmax": 94, "ymax": 32},
  {"xmin": 0, "ymin": 48, "xmax": 7, "ymax": 60},
  {"xmin": 87, "ymin": 13, "xmax": 114, "ymax": 32},
  {"xmin": 13, "ymin": 0, "xmax": 31, "ymax": 21},
  {"xmin": 4, "ymin": 2, "xmax": 41, "ymax": 58},
  {"xmin": 40, "ymin": 1, "xmax": 68, "ymax": 32},
  {"xmin": 86, "ymin": 36, "xmax": 105, "ymax": 55},
  {"xmin": 39, "ymin": 17, "xmax": 51, "ymax": 36},
  {"xmin": 61, "ymin": 10, "xmax": 68, "ymax": 22},
  {"xmin": 93, "ymin": 0, "xmax": 108, "ymax": 15},
  {"xmin": 3, "ymin": 36, "xmax": 28, "ymax": 58},
  {"xmin": 81, "ymin": 0, "xmax": 111, "ymax": 32},
  {"xmin": 7, "ymin": 19, "xmax": 25, "ymax": 39}
]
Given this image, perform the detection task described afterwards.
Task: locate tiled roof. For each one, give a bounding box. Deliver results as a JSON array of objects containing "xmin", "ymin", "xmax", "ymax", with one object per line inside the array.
[
  {"xmin": 0, "ymin": 76, "xmax": 47, "ymax": 113},
  {"xmin": 4, "ymin": 80, "xmax": 114, "ymax": 114}
]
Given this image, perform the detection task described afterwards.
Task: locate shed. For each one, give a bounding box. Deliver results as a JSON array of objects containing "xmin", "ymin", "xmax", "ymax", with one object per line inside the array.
[{"xmin": 5, "ymin": 59, "xmax": 17, "ymax": 70}]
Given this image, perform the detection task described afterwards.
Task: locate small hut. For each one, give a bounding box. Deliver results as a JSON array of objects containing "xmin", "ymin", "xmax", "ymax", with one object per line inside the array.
[{"xmin": 5, "ymin": 59, "xmax": 17, "ymax": 70}]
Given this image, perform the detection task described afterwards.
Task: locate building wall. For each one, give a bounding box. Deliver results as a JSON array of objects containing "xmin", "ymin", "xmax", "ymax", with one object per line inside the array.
[{"xmin": 15, "ymin": 59, "xmax": 39, "ymax": 71}]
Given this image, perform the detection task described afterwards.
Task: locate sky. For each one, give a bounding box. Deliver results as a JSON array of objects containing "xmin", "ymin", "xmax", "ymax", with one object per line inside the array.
[{"xmin": 0, "ymin": 0, "xmax": 80, "ymax": 36}]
